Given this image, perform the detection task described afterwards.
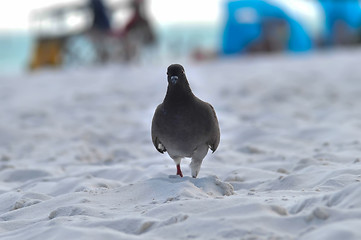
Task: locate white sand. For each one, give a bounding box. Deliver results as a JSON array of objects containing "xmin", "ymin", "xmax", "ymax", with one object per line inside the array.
[{"xmin": 0, "ymin": 48, "xmax": 361, "ymax": 239}]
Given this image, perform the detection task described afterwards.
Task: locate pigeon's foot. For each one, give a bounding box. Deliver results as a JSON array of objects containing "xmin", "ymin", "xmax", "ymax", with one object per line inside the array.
[
  {"xmin": 190, "ymin": 146, "xmax": 208, "ymax": 178},
  {"xmin": 190, "ymin": 160, "xmax": 202, "ymax": 178},
  {"xmin": 176, "ymin": 164, "xmax": 183, "ymax": 177}
]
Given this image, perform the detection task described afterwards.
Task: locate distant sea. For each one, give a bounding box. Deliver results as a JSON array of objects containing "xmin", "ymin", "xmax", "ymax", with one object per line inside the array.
[
  {"xmin": 0, "ymin": 32, "xmax": 34, "ymax": 75},
  {"xmin": 0, "ymin": 25, "xmax": 220, "ymax": 75}
]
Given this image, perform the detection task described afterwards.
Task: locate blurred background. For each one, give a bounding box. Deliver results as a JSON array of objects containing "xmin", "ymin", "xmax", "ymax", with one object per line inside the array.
[{"xmin": 1, "ymin": 0, "xmax": 361, "ymax": 75}]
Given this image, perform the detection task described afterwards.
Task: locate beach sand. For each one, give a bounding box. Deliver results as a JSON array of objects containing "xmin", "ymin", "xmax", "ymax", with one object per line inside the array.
[{"xmin": 0, "ymin": 48, "xmax": 361, "ymax": 239}]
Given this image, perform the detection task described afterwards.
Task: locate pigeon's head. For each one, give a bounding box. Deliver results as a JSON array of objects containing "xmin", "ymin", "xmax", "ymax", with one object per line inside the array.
[{"xmin": 167, "ymin": 64, "xmax": 186, "ymax": 85}]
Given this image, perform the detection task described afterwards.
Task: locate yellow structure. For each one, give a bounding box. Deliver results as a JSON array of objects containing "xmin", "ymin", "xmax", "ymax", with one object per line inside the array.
[{"xmin": 29, "ymin": 37, "xmax": 65, "ymax": 70}]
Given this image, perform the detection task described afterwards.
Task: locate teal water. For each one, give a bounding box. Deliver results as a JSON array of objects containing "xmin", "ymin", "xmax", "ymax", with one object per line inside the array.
[
  {"xmin": 156, "ymin": 24, "xmax": 220, "ymax": 58},
  {"xmin": 0, "ymin": 32, "xmax": 34, "ymax": 75}
]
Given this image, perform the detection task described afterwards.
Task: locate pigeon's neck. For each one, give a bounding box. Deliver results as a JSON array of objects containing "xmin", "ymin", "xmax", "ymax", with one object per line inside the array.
[{"xmin": 164, "ymin": 83, "xmax": 194, "ymax": 107}]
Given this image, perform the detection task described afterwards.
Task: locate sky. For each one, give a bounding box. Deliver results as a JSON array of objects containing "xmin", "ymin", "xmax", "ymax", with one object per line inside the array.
[{"xmin": 0, "ymin": 0, "xmax": 223, "ymax": 32}]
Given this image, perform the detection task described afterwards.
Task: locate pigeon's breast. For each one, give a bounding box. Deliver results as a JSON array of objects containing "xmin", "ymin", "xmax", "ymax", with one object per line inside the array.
[{"xmin": 158, "ymin": 104, "xmax": 212, "ymax": 157}]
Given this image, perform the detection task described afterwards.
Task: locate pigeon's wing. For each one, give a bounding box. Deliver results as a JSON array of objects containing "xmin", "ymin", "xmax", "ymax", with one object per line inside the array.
[
  {"xmin": 153, "ymin": 137, "xmax": 166, "ymax": 154},
  {"xmin": 151, "ymin": 104, "xmax": 167, "ymax": 154},
  {"xmin": 207, "ymin": 103, "xmax": 220, "ymax": 153}
]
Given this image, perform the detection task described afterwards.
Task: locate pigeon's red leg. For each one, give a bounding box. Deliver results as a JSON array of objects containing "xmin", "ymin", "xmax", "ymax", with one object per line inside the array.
[{"xmin": 176, "ymin": 164, "xmax": 183, "ymax": 177}]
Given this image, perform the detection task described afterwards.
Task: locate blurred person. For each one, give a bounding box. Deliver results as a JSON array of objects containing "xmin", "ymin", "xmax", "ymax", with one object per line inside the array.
[
  {"xmin": 87, "ymin": 0, "xmax": 156, "ymax": 62},
  {"xmin": 88, "ymin": 0, "xmax": 112, "ymax": 62},
  {"xmin": 246, "ymin": 18, "xmax": 289, "ymax": 53},
  {"xmin": 318, "ymin": 1, "xmax": 361, "ymax": 46},
  {"xmin": 116, "ymin": 0, "xmax": 156, "ymax": 61},
  {"xmin": 89, "ymin": 0, "xmax": 112, "ymax": 31}
]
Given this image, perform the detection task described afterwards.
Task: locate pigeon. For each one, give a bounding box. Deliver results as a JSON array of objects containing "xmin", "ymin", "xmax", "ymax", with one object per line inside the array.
[{"xmin": 151, "ymin": 64, "xmax": 220, "ymax": 178}]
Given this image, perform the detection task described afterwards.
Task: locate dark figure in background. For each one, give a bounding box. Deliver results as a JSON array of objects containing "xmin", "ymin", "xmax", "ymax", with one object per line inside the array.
[
  {"xmin": 89, "ymin": 0, "xmax": 111, "ymax": 31},
  {"xmin": 247, "ymin": 18, "xmax": 289, "ymax": 53},
  {"xmin": 120, "ymin": 0, "xmax": 155, "ymax": 61},
  {"xmin": 88, "ymin": 0, "xmax": 112, "ymax": 62},
  {"xmin": 87, "ymin": 0, "xmax": 155, "ymax": 62}
]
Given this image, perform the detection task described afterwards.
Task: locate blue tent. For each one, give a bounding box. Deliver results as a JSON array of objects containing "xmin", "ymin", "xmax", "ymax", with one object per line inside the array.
[{"xmin": 222, "ymin": 0, "xmax": 315, "ymax": 54}]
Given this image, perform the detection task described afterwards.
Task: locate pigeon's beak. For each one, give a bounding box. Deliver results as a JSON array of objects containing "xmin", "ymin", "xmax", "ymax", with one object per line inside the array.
[{"xmin": 170, "ymin": 76, "xmax": 178, "ymax": 85}]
